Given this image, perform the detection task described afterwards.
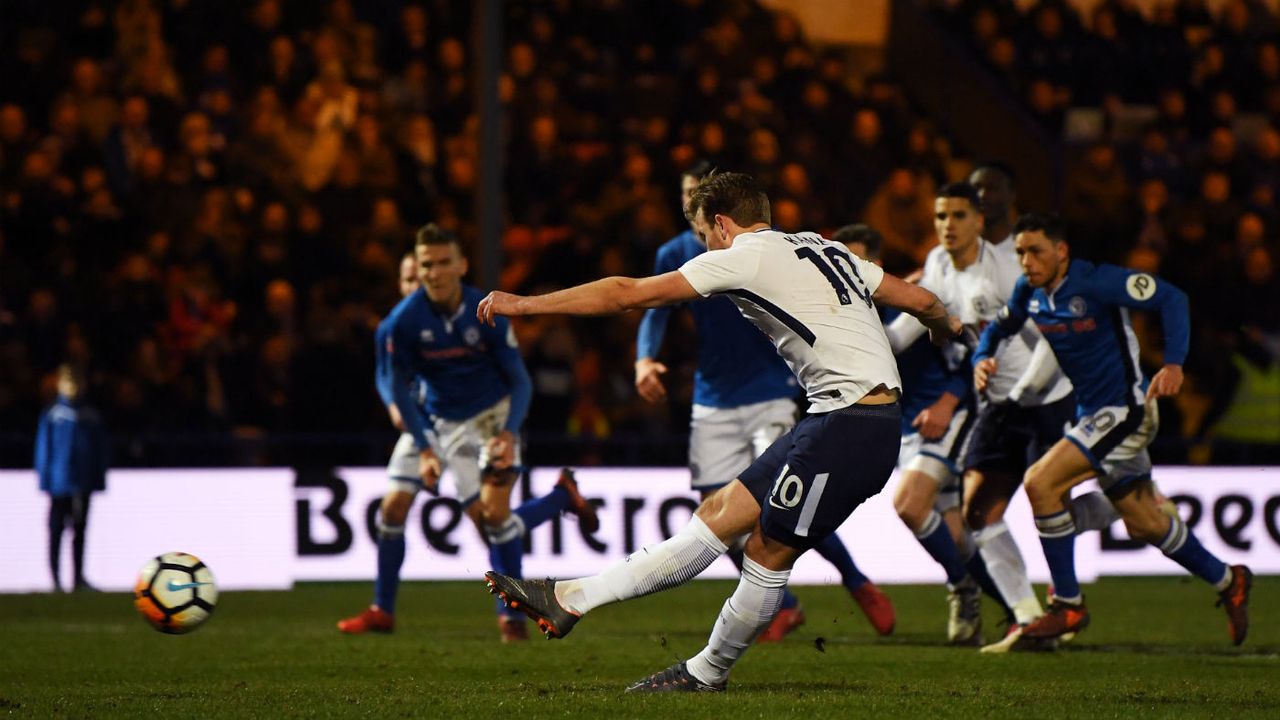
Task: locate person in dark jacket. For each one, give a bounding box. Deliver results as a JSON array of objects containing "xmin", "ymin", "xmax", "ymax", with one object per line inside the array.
[{"xmin": 35, "ymin": 365, "xmax": 109, "ymax": 592}]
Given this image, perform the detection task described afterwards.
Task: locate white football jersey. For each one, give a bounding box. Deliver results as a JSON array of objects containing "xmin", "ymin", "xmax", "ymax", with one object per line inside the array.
[
  {"xmin": 921, "ymin": 239, "xmax": 1072, "ymax": 404},
  {"xmin": 679, "ymin": 229, "xmax": 902, "ymax": 413}
]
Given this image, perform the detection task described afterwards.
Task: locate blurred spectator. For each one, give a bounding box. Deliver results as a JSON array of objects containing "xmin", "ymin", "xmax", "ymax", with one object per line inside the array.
[
  {"xmin": 36, "ymin": 365, "xmax": 109, "ymax": 593},
  {"xmin": 1062, "ymin": 140, "xmax": 1132, "ymax": 260},
  {"xmin": 862, "ymin": 167, "xmax": 937, "ymax": 275}
]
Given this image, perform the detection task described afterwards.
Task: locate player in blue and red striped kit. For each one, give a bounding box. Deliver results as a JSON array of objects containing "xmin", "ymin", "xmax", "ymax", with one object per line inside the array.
[
  {"xmin": 974, "ymin": 213, "xmax": 1252, "ymax": 647},
  {"xmin": 338, "ymin": 226, "xmax": 597, "ymax": 641}
]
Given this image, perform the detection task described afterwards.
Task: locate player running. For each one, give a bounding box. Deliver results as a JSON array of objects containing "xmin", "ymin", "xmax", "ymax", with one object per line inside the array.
[
  {"xmin": 635, "ymin": 163, "xmax": 894, "ymax": 639},
  {"xmin": 974, "ymin": 212, "xmax": 1252, "ymax": 647},
  {"xmin": 337, "ymin": 225, "xmax": 597, "ymax": 642},
  {"xmin": 480, "ymin": 172, "xmax": 960, "ymax": 692},
  {"xmin": 840, "ymin": 221, "xmax": 992, "ymax": 646}
]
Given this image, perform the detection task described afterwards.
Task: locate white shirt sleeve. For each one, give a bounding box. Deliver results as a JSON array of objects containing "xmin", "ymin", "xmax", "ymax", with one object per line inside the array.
[
  {"xmin": 1008, "ymin": 330, "xmax": 1062, "ymax": 404},
  {"xmin": 677, "ymin": 243, "xmax": 759, "ymax": 296},
  {"xmin": 884, "ymin": 312, "xmax": 928, "ymax": 354},
  {"xmin": 849, "ymin": 253, "xmax": 885, "ymax": 295}
]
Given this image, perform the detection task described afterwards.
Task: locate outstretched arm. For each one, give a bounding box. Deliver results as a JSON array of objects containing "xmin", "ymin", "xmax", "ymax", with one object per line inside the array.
[{"xmin": 478, "ymin": 271, "xmax": 700, "ymax": 325}]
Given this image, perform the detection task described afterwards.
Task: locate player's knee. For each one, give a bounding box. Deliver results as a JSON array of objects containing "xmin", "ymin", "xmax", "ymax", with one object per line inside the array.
[
  {"xmin": 893, "ymin": 481, "xmax": 931, "ymax": 529},
  {"xmin": 481, "ymin": 500, "xmax": 511, "ymax": 526},
  {"xmin": 483, "ymin": 514, "xmax": 523, "ymax": 545},
  {"xmin": 1023, "ymin": 466, "xmax": 1054, "ymax": 506},
  {"xmin": 694, "ymin": 481, "xmax": 737, "ymax": 521},
  {"xmin": 381, "ymin": 492, "xmax": 413, "ymax": 526},
  {"xmin": 693, "ymin": 483, "xmax": 756, "ymax": 542},
  {"xmin": 1121, "ymin": 512, "xmax": 1167, "ymax": 544},
  {"xmin": 894, "ymin": 497, "xmax": 928, "ymax": 531}
]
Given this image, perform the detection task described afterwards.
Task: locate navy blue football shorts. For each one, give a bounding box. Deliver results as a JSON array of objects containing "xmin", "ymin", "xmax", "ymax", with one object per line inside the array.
[
  {"xmin": 739, "ymin": 402, "xmax": 901, "ymax": 551},
  {"xmin": 964, "ymin": 394, "xmax": 1075, "ymax": 475}
]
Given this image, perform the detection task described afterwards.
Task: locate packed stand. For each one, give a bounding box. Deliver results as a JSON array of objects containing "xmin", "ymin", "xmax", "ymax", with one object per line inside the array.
[
  {"xmin": 930, "ymin": 0, "xmax": 1280, "ymax": 464},
  {"xmin": 1, "ymin": 0, "xmax": 1269, "ymax": 467}
]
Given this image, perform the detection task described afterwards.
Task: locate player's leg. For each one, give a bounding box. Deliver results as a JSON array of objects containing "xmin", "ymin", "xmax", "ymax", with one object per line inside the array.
[
  {"xmin": 895, "ymin": 463, "xmax": 959, "ymax": 578},
  {"xmin": 338, "ymin": 434, "xmax": 420, "ymax": 633},
  {"xmin": 1066, "ymin": 485, "xmax": 1120, "ymax": 531},
  {"xmin": 1111, "ymin": 482, "xmax": 1252, "ymax": 644},
  {"xmin": 48, "ymin": 495, "xmax": 71, "ymax": 593},
  {"xmin": 555, "ymin": 479, "xmax": 753, "ymax": 615},
  {"xmin": 488, "ymin": 425, "xmax": 799, "ymax": 637},
  {"xmin": 1019, "ymin": 437, "xmax": 1098, "ymax": 640},
  {"xmin": 673, "ymin": 525, "xmax": 801, "ymax": 691},
  {"xmin": 895, "ymin": 457, "xmax": 984, "ymax": 643},
  {"xmin": 635, "ymin": 403, "xmax": 899, "ymax": 692},
  {"xmin": 689, "ymin": 402, "xmax": 756, "ymax": 574},
  {"xmin": 1105, "ymin": 404, "xmax": 1251, "ymax": 644},
  {"xmin": 965, "ymin": 465, "xmax": 1038, "ymax": 624},
  {"xmin": 739, "ymin": 399, "xmax": 812, "ymax": 641},
  {"xmin": 70, "ymin": 491, "xmax": 95, "ymax": 591},
  {"xmin": 487, "ymin": 479, "xmax": 750, "ymax": 638},
  {"xmin": 958, "ymin": 402, "xmax": 1035, "ymax": 625}
]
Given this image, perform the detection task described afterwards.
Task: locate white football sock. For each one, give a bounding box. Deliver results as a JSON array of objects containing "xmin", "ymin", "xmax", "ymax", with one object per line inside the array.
[
  {"xmin": 555, "ymin": 515, "xmax": 727, "ymax": 615},
  {"xmin": 1069, "ymin": 491, "xmax": 1121, "ymax": 533},
  {"xmin": 685, "ymin": 557, "xmax": 790, "ymax": 687},
  {"xmin": 974, "ymin": 521, "xmax": 1042, "ymax": 624}
]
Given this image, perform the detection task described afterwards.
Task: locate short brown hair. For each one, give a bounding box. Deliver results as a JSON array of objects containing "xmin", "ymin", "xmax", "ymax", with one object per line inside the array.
[
  {"xmin": 684, "ymin": 171, "xmax": 771, "ymax": 227},
  {"xmin": 414, "ymin": 222, "xmax": 459, "ymax": 249}
]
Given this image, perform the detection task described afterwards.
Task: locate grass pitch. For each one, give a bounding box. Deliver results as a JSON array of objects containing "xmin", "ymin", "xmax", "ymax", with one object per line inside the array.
[{"xmin": 1, "ymin": 577, "xmax": 1276, "ymax": 719}]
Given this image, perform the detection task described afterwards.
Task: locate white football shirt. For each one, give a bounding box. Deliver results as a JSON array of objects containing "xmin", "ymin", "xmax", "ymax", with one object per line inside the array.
[
  {"xmin": 679, "ymin": 229, "xmax": 902, "ymax": 413},
  {"xmin": 921, "ymin": 239, "xmax": 1072, "ymax": 404}
]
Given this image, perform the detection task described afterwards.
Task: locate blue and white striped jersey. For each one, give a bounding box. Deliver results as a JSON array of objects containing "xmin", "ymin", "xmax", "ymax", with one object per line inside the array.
[
  {"xmin": 636, "ymin": 230, "xmax": 797, "ymax": 408},
  {"xmin": 975, "ymin": 259, "xmax": 1190, "ymax": 415}
]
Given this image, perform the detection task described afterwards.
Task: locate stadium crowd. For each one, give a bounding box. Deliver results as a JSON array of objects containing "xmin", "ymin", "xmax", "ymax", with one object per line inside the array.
[{"xmin": 1, "ymin": 0, "xmax": 1276, "ymax": 468}]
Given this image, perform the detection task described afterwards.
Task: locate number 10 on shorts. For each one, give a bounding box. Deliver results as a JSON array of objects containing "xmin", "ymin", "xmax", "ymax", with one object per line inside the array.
[{"xmin": 768, "ymin": 465, "xmax": 831, "ymax": 537}]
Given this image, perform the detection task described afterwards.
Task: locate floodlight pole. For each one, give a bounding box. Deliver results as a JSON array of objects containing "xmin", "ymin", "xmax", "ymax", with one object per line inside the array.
[{"xmin": 474, "ymin": 0, "xmax": 503, "ymax": 293}]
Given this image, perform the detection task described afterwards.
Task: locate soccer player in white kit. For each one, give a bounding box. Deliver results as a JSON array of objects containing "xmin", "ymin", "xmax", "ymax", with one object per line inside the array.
[
  {"xmin": 479, "ymin": 172, "xmax": 960, "ymax": 692},
  {"xmin": 883, "ymin": 183, "xmax": 1073, "ymax": 643}
]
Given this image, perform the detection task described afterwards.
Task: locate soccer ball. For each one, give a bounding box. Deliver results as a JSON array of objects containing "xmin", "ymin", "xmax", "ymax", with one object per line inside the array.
[{"xmin": 133, "ymin": 552, "xmax": 219, "ymax": 634}]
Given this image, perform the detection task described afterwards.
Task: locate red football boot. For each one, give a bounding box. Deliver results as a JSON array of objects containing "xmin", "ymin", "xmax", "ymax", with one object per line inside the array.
[
  {"xmin": 556, "ymin": 468, "xmax": 600, "ymax": 533},
  {"xmin": 337, "ymin": 606, "xmax": 395, "ymax": 634},
  {"xmin": 850, "ymin": 581, "xmax": 896, "ymax": 636}
]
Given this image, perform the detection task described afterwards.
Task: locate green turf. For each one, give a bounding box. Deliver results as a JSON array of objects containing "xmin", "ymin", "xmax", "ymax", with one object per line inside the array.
[{"xmin": 0, "ymin": 577, "xmax": 1275, "ymax": 719}]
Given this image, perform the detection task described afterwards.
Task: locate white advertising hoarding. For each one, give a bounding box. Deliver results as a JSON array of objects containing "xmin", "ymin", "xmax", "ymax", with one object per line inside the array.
[
  {"xmin": 2, "ymin": 466, "xmax": 1277, "ymax": 593},
  {"xmin": 0, "ymin": 469, "xmax": 296, "ymax": 593}
]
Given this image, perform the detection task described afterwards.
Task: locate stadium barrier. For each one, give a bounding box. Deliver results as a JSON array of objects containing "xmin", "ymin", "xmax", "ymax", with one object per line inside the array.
[{"xmin": 1, "ymin": 466, "xmax": 1277, "ymax": 592}]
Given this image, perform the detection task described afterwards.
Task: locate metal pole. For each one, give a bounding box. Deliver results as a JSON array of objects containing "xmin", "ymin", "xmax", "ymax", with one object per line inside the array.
[{"xmin": 474, "ymin": 0, "xmax": 503, "ymax": 292}]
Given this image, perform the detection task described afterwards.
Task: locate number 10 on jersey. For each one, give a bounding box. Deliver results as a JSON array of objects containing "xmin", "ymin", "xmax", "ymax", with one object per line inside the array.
[{"xmin": 795, "ymin": 247, "xmax": 873, "ymax": 308}]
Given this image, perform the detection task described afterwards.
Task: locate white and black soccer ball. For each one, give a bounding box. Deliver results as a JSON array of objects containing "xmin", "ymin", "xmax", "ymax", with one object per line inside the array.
[{"xmin": 133, "ymin": 552, "xmax": 219, "ymax": 634}]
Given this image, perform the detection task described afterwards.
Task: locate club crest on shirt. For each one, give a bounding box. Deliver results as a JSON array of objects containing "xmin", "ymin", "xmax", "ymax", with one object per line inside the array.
[
  {"xmin": 419, "ymin": 329, "xmax": 434, "ymax": 343},
  {"xmin": 1028, "ymin": 298, "xmax": 1041, "ymax": 314},
  {"xmin": 463, "ymin": 327, "xmax": 481, "ymax": 346},
  {"xmin": 1068, "ymin": 296, "xmax": 1087, "ymax": 317},
  {"xmin": 971, "ymin": 296, "xmax": 992, "ymax": 316}
]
